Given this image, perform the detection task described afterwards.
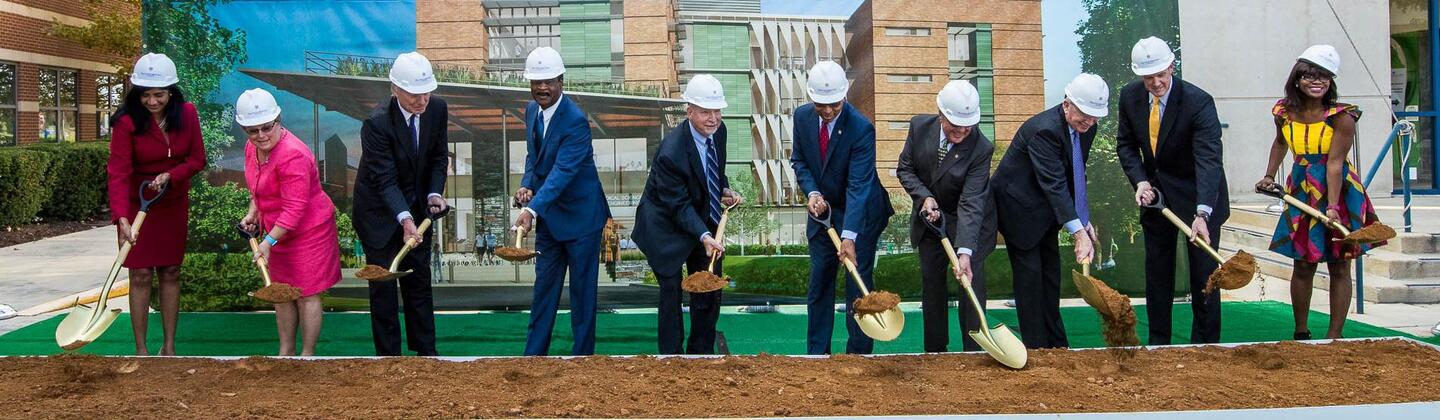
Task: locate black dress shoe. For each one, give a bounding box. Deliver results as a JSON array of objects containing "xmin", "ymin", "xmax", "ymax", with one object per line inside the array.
[{"xmin": 1293, "ymin": 331, "xmax": 1312, "ymax": 341}]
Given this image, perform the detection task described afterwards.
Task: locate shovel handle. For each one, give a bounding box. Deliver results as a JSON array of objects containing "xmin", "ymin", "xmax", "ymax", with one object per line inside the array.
[
  {"xmin": 245, "ymin": 237, "xmax": 275, "ymax": 287},
  {"xmin": 1158, "ymin": 208, "xmax": 1226, "ymax": 263},
  {"xmin": 512, "ymin": 226, "xmax": 527, "ymax": 248},
  {"xmin": 940, "ymin": 237, "xmax": 992, "ymax": 338},
  {"xmin": 389, "ymin": 218, "xmax": 433, "ymax": 272},
  {"xmin": 94, "ymin": 211, "xmax": 146, "ymax": 316},
  {"xmin": 1261, "ymin": 186, "xmax": 1352, "ymax": 236},
  {"xmin": 823, "ymin": 227, "xmax": 872, "ymax": 296}
]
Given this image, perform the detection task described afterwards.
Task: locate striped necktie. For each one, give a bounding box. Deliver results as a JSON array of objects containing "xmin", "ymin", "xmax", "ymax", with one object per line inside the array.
[
  {"xmin": 937, "ymin": 136, "xmax": 950, "ymax": 168},
  {"xmin": 704, "ymin": 137, "xmax": 723, "ymax": 225}
]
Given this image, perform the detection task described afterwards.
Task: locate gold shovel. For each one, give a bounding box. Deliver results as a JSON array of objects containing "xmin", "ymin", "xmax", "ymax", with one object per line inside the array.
[
  {"xmin": 495, "ymin": 225, "xmax": 539, "ymax": 262},
  {"xmin": 683, "ymin": 200, "xmax": 740, "ymax": 293},
  {"xmin": 1072, "ymin": 260, "xmax": 1118, "ymax": 319},
  {"xmin": 356, "ymin": 207, "xmax": 449, "ymax": 281},
  {"xmin": 809, "ymin": 209, "xmax": 904, "ymax": 341},
  {"xmin": 1256, "ymin": 184, "xmax": 1395, "ymax": 245},
  {"xmin": 236, "ymin": 224, "xmax": 301, "ymax": 303},
  {"xmin": 920, "ymin": 210, "xmax": 1025, "ymax": 368},
  {"xmin": 1140, "ymin": 189, "xmax": 1258, "ymax": 292},
  {"xmin": 55, "ymin": 180, "xmax": 166, "ymax": 350}
]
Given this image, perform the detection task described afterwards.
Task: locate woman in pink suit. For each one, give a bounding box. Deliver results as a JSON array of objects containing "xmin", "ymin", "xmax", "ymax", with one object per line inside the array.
[
  {"xmin": 236, "ymin": 89, "xmax": 341, "ymax": 356},
  {"xmin": 107, "ymin": 53, "xmax": 207, "ymax": 356}
]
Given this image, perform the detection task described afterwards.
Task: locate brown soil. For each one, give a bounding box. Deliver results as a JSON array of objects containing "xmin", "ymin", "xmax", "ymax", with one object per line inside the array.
[
  {"xmin": 250, "ymin": 284, "xmax": 302, "ymax": 303},
  {"xmin": 4, "ymin": 340, "xmax": 1438, "ymax": 418},
  {"xmin": 1205, "ymin": 250, "xmax": 1258, "ymax": 293},
  {"xmin": 0, "ymin": 217, "xmax": 110, "ymax": 248},
  {"xmin": 1345, "ymin": 223, "xmax": 1396, "ymax": 244},
  {"xmin": 495, "ymin": 246, "xmax": 537, "ymax": 262},
  {"xmin": 852, "ymin": 291, "xmax": 902, "ymax": 314},
  {"xmin": 354, "ymin": 265, "xmax": 389, "ymax": 280},
  {"xmin": 1096, "ymin": 285, "xmax": 1140, "ymax": 356},
  {"xmin": 681, "ymin": 271, "xmax": 727, "ymax": 293}
]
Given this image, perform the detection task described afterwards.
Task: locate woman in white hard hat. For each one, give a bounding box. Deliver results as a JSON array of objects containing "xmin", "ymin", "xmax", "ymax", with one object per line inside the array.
[
  {"xmin": 1256, "ymin": 45, "xmax": 1387, "ymax": 340},
  {"xmin": 106, "ymin": 52, "xmax": 207, "ymax": 355},
  {"xmin": 235, "ymin": 88, "xmax": 341, "ymax": 356}
]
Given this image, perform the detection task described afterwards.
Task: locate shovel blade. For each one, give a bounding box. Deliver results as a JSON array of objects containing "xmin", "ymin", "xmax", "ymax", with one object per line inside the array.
[
  {"xmin": 969, "ymin": 323, "xmax": 1027, "ymax": 369},
  {"xmin": 365, "ymin": 269, "xmax": 412, "ymax": 282},
  {"xmin": 854, "ymin": 307, "xmax": 905, "ymax": 341},
  {"xmin": 1072, "ymin": 270, "xmax": 1116, "ymax": 318},
  {"xmin": 55, "ymin": 305, "xmax": 121, "ymax": 350}
]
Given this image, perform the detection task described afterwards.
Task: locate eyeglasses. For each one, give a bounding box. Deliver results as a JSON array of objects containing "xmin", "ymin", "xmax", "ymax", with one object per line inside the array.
[
  {"xmin": 1299, "ymin": 73, "xmax": 1332, "ymax": 84},
  {"xmin": 245, "ymin": 122, "xmax": 279, "ymax": 137}
]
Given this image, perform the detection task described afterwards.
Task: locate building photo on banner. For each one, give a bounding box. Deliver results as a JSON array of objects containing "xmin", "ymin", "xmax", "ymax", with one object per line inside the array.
[{"xmin": 1, "ymin": 0, "xmax": 1440, "ymax": 418}]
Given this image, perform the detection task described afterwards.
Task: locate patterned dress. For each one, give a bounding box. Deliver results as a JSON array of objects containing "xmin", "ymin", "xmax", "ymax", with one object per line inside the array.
[{"xmin": 1269, "ymin": 100, "xmax": 1386, "ymax": 263}]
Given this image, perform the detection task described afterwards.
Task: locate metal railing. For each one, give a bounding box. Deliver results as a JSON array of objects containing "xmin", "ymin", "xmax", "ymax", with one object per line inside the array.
[
  {"xmin": 1352, "ymin": 119, "xmax": 1417, "ymax": 314},
  {"xmin": 302, "ymin": 51, "xmax": 669, "ymax": 98}
]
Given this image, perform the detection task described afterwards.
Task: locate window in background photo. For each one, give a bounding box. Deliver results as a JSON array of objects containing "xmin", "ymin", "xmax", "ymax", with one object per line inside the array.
[
  {"xmin": 0, "ymin": 62, "xmax": 15, "ymax": 146},
  {"xmin": 949, "ymin": 23, "xmax": 995, "ymax": 139},
  {"xmin": 96, "ymin": 74, "xmax": 123, "ymax": 138},
  {"xmin": 39, "ymin": 68, "xmax": 78, "ymax": 142}
]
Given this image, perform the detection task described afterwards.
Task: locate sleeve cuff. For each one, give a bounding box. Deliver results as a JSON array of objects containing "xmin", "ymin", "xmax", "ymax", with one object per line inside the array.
[
  {"xmin": 956, "ymin": 247, "xmax": 973, "ymax": 256},
  {"xmin": 841, "ymin": 230, "xmax": 858, "ymax": 241},
  {"xmin": 700, "ymin": 232, "xmax": 713, "ymax": 241},
  {"xmin": 1063, "ymin": 219, "xmax": 1084, "ymax": 234},
  {"xmin": 396, "ymin": 211, "xmax": 413, "ymax": 224},
  {"xmin": 808, "ymin": 191, "xmax": 821, "ymax": 197},
  {"xmin": 1197, "ymin": 204, "xmax": 1214, "ymax": 216},
  {"xmin": 428, "ymin": 193, "xmax": 443, "ymax": 200},
  {"xmin": 521, "ymin": 207, "xmax": 537, "ymax": 218}
]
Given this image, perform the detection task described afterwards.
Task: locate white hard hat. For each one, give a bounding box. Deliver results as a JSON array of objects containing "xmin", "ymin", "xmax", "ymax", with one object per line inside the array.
[
  {"xmin": 1130, "ymin": 37, "xmax": 1175, "ymax": 76},
  {"xmin": 524, "ymin": 47, "xmax": 566, "ymax": 81},
  {"xmin": 1064, "ymin": 73, "xmax": 1110, "ymax": 118},
  {"xmin": 130, "ymin": 53, "xmax": 179, "ymax": 88},
  {"xmin": 389, "ymin": 52, "xmax": 438, "ymax": 94},
  {"xmin": 682, "ymin": 74, "xmax": 728, "ymax": 109},
  {"xmin": 936, "ymin": 80, "xmax": 981, "ymax": 126},
  {"xmin": 1298, "ymin": 44, "xmax": 1341, "ymax": 76},
  {"xmin": 806, "ymin": 60, "xmax": 849, "ymax": 104},
  {"xmin": 234, "ymin": 88, "xmax": 281, "ymax": 127}
]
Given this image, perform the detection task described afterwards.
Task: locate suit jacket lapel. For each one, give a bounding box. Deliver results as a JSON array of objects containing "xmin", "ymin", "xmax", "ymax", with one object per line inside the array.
[
  {"xmin": 539, "ymin": 99, "xmax": 566, "ymax": 163},
  {"xmin": 682, "ymin": 122, "xmax": 706, "ymax": 194},
  {"xmin": 1156, "ymin": 81, "xmax": 1182, "ymax": 155},
  {"xmin": 935, "ymin": 131, "xmax": 975, "ymax": 184},
  {"xmin": 819, "ymin": 110, "xmax": 844, "ymax": 173},
  {"xmin": 391, "ymin": 99, "xmax": 418, "ymax": 164}
]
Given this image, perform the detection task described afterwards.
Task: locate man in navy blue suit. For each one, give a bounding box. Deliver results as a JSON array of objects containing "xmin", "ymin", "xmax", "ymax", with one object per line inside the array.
[
  {"xmin": 791, "ymin": 61, "xmax": 895, "ymax": 355},
  {"xmin": 632, "ymin": 74, "xmax": 742, "ymax": 355},
  {"xmin": 511, "ymin": 47, "xmax": 611, "ymax": 356}
]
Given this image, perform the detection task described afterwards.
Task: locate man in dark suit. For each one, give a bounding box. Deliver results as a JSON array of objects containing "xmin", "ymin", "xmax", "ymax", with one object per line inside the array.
[
  {"xmin": 895, "ymin": 80, "xmax": 997, "ymax": 353},
  {"xmin": 511, "ymin": 47, "xmax": 611, "ymax": 356},
  {"xmin": 792, "ymin": 60, "xmax": 894, "ymax": 355},
  {"xmin": 632, "ymin": 74, "xmax": 742, "ymax": 355},
  {"xmin": 992, "ymin": 73, "xmax": 1110, "ymax": 349},
  {"xmin": 1117, "ymin": 37, "xmax": 1228, "ymax": 345},
  {"xmin": 353, "ymin": 52, "xmax": 450, "ymax": 356}
]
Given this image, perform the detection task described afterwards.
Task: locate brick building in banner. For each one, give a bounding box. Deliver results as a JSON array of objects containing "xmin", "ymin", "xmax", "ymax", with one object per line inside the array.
[{"xmin": 0, "ymin": 0, "xmax": 137, "ymax": 147}]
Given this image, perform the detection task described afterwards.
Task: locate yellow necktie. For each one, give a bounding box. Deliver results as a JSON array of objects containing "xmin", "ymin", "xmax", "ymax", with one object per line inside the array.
[{"xmin": 1149, "ymin": 95, "xmax": 1161, "ymax": 156}]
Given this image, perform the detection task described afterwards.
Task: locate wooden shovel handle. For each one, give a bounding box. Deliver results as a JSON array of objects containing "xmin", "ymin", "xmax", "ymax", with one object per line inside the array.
[
  {"xmin": 94, "ymin": 211, "xmax": 145, "ymax": 315},
  {"xmin": 940, "ymin": 237, "xmax": 991, "ymax": 337},
  {"xmin": 389, "ymin": 218, "xmax": 432, "ymax": 272},
  {"xmin": 245, "ymin": 237, "xmax": 275, "ymax": 287},
  {"xmin": 823, "ymin": 227, "xmax": 871, "ymax": 296},
  {"xmin": 1158, "ymin": 208, "xmax": 1226, "ymax": 263},
  {"xmin": 1279, "ymin": 193, "xmax": 1352, "ymax": 236}
]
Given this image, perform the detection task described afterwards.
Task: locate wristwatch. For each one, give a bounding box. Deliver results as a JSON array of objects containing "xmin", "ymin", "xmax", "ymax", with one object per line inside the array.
[{"xmin": 1197, "ymin": 210, "xmax": 1210, "ymax": 222}]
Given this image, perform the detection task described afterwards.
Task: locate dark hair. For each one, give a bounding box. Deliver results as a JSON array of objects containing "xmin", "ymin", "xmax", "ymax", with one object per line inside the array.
[
  {"xmin": 1282, "ymin": 60, "xmax": 1338, "ymax": 114},
  {"xmin": 109, "ymin": 84, "xmax": 186, "ymax": 137}
]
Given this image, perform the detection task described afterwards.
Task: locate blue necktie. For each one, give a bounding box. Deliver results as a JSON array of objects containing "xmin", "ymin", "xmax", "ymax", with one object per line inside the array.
[
  {"xmin": 407, "ymin": 114, "xmax": 419, "ymax": 154},
  {"xmin": 1070, "ymin": 130, "xmax": 1090, "ymax": 225},
  {"xmin": 704, "ymin": 137, "xmax": 723, "ymax": 225},
  {"xmin": 531, "ymin": 111, "xmax": 544, "ymax": 145}
]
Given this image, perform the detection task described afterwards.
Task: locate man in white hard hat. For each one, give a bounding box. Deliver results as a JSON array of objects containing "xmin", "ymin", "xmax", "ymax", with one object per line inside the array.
[
  {"xmin": 791, "ymin": 60, "xmax": 894, "ymax": 355},
  {"xmin": 1117, "ymin": 36, "xmax": 1228, "ymax": 345},
  {"xmin": 895, "ymin": 80, "xmax": 998, "ymax": 353},
  {"xmin": 511, "ymin": 46, "xmax": 611, "ymax": 356},
  {"xmin": 632, "ymin": 74, "xmax": 743, "ymax": 355},
  {"xmin": 992, "ymin": 73, "xmax": 1109, "ymax": 349},
  {"xmin": 352, "ymin": 51, "xmax": 450, "ymax": 356}
]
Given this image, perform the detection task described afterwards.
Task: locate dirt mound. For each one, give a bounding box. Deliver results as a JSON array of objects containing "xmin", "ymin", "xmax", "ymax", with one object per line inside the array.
[
  {"xmin": 1345, "ymin": 223, "xmax": 1396, "ymax": 244},
  {"xmin": 681, "ymin": 271, "xmax": 728, "ymax": 293},
  {"xmin": 495, "ymin": 247, "xmax": 537, "ymax": 262},
  {"xmin": 852, "ymin": 291, "xmax": 902, "ymax": 315},
  {"xmin": 1205, "ymin": 250, "xmax": 1258, "ymax": 293},
  {"xmin": 251, "ymin": 284, "xmax": 302, "ymax": 303},
  {"xmin": 354, "ymin": 265, "xmax": 389, "ymax": 280}
]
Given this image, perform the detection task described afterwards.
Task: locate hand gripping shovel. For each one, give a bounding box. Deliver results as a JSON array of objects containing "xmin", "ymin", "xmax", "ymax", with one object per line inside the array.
[
  {"xmin": 919, "ymin": 210, "xmax": 1025, "ymax": 368},
  {"xmin": 809, "ymin": 209, "xmax": 904, "ymax": 341},
  {"xmin": 356, "ymin": 207, "xmax": 450, "ymax": 281},
  {"xmin": 1255, "ymin": 183, "xmax": 1395, "ymax": 245},
  {"xmin": 683, "ymin": 200, "xmax": 740, "ymax": 293},
  {"xmin": 236, "ymin": 224, "xmax": 301, "ymax": 303},
  {"xmin": 56, "ymin": 180, "xmax": 166, "ymax": 350},
  {"xmin": 1140, "ymin": 189, "xmax": 1258, "ymax": 293}
]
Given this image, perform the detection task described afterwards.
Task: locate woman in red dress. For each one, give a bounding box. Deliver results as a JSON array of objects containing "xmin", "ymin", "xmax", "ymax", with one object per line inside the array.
[{"xmin": 106, "ymin": 53, "xmax": 206, "ymax": 355}]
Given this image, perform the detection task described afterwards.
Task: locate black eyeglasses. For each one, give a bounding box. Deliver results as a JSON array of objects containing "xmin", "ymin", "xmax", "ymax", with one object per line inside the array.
[{"xmin": 245, "ymin": 122, "xmax": 279, "ymax": 137}]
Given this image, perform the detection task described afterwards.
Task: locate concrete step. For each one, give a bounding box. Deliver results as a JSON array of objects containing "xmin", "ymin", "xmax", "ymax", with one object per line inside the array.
[
  {"xmin": 1222, "ymin": 212, "xmax": 1440, "ymax": 281},
  {"xmin": 1219, "ymin": 242, "xmax": 1440, "ymax": 304}
]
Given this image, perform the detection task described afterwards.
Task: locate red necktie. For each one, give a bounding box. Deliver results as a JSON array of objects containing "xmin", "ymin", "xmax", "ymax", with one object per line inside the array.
[{"xmin": 818, "ymin": 122, "xmax": 830, "ymax": 160}]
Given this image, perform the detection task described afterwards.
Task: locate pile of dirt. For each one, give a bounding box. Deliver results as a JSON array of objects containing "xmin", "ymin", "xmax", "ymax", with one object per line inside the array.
[
  {"xmin": 1097, "ymin": 287, "xmax": 1139, "ymax": 358},
  {"xmin": 681, "ymin": 271, "xmax": 727, "ymax": 293},
  {"xmin": 1205, "ymin": 250, "xmax": 1258, "ymax": 293},
  {"xmin": 4, "ymin": 340, "xmax": 1438, "ymax": 418},
  {"xmin": 354, "ymin": 265, "xmax": 389, "ymax": 280},
  {"xmin": 852, "ymin": 291, "xmax": 902, "ymax": 314},
  {"xmin": 251, "ymin": 284, "xmax": 302, "ymax": 303},
  {"xmin": 1345, "ymin": 223, "xmax": 1396, "ymax": 244},
  {"xmin": 495, "ymin": 247, "xmax": 537, "ymax": 262}
]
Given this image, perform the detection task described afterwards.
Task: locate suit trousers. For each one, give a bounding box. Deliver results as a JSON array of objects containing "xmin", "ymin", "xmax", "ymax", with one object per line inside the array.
[
  {"xmin": 524, "ymin": 221, "xmax": 601, "ymax": 356},
  {"xmin": 364, "ymin": 230, "xmax": 438, "ymax": 356},
  {"xmin": 1142, "ymin": 212, "xmax": 1223, "ymax": 345},
  {"xmin": 655, "ymin": 248, "xmax": 724, "ymax": 354},
  {"xmin": 1008, "ymin": 225, "xmax": 1069, "ymax": 349},
  {"xmin": 806, "ymin": 226, "xmax": 881, "ymax": 355},
  {"xmin": 916, "ymin": 230, "xmax": 988, "ymax": 352}
]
